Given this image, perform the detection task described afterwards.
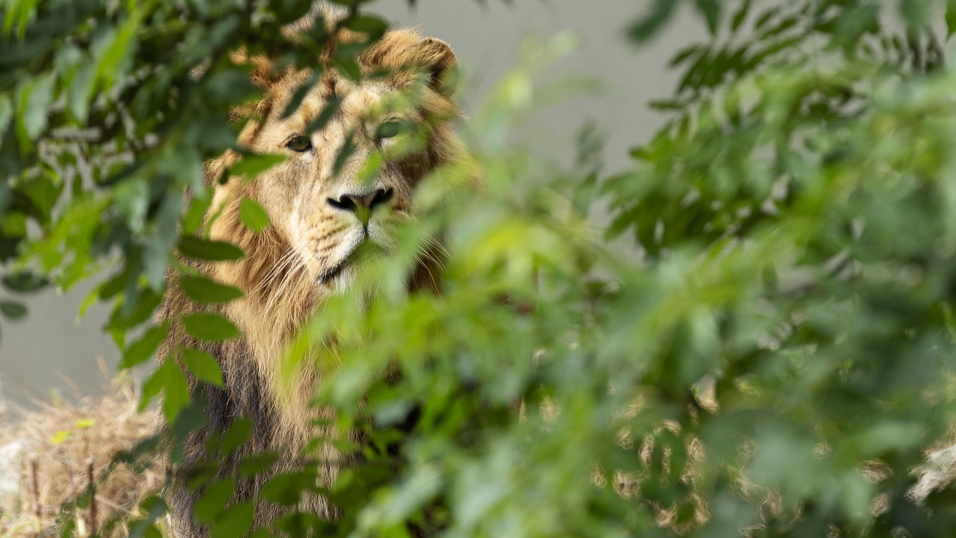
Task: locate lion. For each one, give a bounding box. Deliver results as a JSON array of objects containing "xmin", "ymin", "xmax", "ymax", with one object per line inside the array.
[
  {"xmin": 159, "ymin": 13, "xmax": 464, "ymax": 538},
  {"xmin": 0, "ymin": 8, "xmax": 465, "ymax": 537}
]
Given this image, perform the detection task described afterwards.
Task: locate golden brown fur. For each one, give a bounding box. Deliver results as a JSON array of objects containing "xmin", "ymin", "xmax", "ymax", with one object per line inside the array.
[
  {"xmin": 0, "ymin": 10, "xmax": 464, "ymax": 537},
  {"xmin": 159, "ymin": 14, "xmax": 463, "ymax": 536}
]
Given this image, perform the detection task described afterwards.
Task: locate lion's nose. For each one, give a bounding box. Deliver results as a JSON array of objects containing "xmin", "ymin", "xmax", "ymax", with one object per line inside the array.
[{"xmin": 327, "ymin": 188, "xmax": 394, "ymax": 226}]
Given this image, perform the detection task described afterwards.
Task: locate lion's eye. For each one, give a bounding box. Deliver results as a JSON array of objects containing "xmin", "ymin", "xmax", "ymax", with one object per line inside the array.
[
  {"xmin": 286, "ymin": 135, "xmax": 312, "ymax": 152},
  {"xmin": 376, "ymin": 121, "xmax": 403, "ymax": 141}
]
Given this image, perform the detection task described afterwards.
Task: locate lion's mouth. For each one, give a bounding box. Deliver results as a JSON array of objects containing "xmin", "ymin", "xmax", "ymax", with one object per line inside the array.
[
  {"xmin": 315, "ymin": 232, "xmax": 389, "ymax": 286},
  {"xmin": 318, "ymin": 258, "xmax": 350, "ymax": 284},
  {"xmin": 316, "ymin": 237, "xmax": 365, "ymax": 285}
]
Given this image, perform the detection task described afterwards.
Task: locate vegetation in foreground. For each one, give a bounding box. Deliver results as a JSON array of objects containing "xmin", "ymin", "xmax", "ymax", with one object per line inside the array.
[{"xmin": 2, "ymin": 0, "xmax": 956, "ymax": 536}]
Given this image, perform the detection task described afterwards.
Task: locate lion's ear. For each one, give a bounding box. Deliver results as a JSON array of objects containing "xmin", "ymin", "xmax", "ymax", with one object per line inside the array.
[{"xmin": 417, "ymin": 37, "xmax": 457, "ymax": 96}]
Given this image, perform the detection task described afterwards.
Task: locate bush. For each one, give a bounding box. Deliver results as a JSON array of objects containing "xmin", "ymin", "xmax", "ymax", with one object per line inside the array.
[{"xmin": 3, "ymin": 0, "xmax": 956, "ymax": 536}]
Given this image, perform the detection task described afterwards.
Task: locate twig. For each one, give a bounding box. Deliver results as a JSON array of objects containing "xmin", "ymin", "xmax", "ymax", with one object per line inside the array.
[
  {"xmin": 91, "ymin": 494, "xmax": 133, "ymax": 514},
  {"xmin": 30, "ymin": 459, "xmax": 40, "ymax": 537},
  {"xmin": 63, "ymin": 459, "xmax": 78, "ymax": 499},
  {"xmin": 87, "ymin": 457, "xmax": 96, "ymax": 538}
]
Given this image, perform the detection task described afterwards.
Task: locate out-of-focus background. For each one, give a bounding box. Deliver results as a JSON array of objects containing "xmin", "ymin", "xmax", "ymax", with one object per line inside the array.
[{"xmin": 0, "ymin": 0, "xmax": 705, "ymax": 406}]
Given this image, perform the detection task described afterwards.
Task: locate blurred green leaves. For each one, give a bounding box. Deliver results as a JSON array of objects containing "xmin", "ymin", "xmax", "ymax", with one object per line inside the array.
[
  {"xmin": 238, "ymin": 198, "xmax": 270, "ymax": 233},
  {"xmin": 142, "ymin": 357, "xmax": 189, "ymax": 420},
  {"xmin": 181, "ymin": 348, "xmax": 224, "ymax": 387},
  {"xmin": 6, "ymin": 0, "xmax": 956, "ymax": 536},
  {"xmin": 178, "ymin": 236, "xmax": 244, "ymax": 261},
  {"xmin": 627, "ymin": 0, "xmax": 679, "ymax": 44},
  {"xmin": 194, "ymin": 478, "xmax": 235, "ymax": 523},
  {"xmin": 179, "ymin": 275, "xmax": 244, "ymax": 304},
  {"xmin": 182, "ymin": 313, "xmax": 240, "ymax": 342},
  {"xmin": 285, "ymin": 1, "xmax": 956, "ymax": 537},
  {"xmin": 230, "ymin": 155, "xmax": 287, "ymax": 180},
  {"xmin": 121, "ymin": 322, "xmax": 168, "ymax": 369}
]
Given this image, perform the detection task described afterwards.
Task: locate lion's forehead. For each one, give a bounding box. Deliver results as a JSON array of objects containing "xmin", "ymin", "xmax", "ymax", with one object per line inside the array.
[{"xmin": 268, "ymin": 78, "xmax": 393, "ymax": 131}]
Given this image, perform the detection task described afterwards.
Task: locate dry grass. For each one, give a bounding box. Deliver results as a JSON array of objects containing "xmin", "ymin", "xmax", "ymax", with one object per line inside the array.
[
  {"xmin": 0, "ymin": 370, "xmax": 953, "ymax": 537},
  {"xmin": 0, "ymin": 369, "xmax": 163, "ymax": 537}
]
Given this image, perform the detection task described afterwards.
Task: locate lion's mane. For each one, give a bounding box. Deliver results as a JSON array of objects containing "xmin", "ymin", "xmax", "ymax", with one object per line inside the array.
[{"xmin": 159, "ymin": 16, "xmax": 463, "ymax": 536}]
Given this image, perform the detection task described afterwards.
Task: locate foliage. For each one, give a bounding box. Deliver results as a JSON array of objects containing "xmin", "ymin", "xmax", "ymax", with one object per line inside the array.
[{"xmin": 5, "ymin": 0, "xmax": 956, "ymax": 536}]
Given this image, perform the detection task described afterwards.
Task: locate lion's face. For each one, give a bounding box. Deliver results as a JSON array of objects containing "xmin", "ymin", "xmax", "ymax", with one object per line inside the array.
[
  {"xmin": 207, "ymin": 31, "xmax": 458, "ymax": 298},
  {"xmin": 244, "ymin": 76, "xmax": 420, "ymax": 286}
]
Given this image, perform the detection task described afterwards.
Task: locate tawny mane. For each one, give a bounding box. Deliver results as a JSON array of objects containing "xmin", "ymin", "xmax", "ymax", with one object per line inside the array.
[
  {"xmin": 0, "ymin": 7, "xmax": 467, "ymax": 538},
  {"xmin": 159, "ymin": 16, "xmax": 464, "ymax": 536}
]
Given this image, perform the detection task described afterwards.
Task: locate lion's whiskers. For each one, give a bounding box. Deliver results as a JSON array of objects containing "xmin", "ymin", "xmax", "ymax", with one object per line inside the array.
[{"xmin": 254, "ymin": 250, "xmax": 296, "ymax": 294}]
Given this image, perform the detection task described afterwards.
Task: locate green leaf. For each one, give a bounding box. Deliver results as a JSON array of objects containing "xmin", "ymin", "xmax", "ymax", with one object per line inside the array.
[
  {"xmin": 280, "ymin": 72, "xmax": 321, "ymax": 119},
  {"xmin": 669, "ymin": 45, "xmax": 702, "ymax": 68},
  {"xmin": 238, "ymin": 452, "xmax": 279, "ymax": 476},
  {"xmin": 627, "ymin": 0, "xmax": 678, "ymax": 45},
  {"xmin": 17, "ymin": 72, "xmax": 56, "ymax": 143},
  {"xmin": 694, "ymin": 0, "xmax": 721, "ymax": 34},
  {"xmin": 376, "ymin": 121, "xmax": 403, "ymax": 140},
  {"xmin": 203, "ymin": 68, "xmax": 258, "ymax": 105},
  {"xmin": 98, "ymin": 271, "xmax": 127, "ymax": 301},
  {"xmin": 22, "ymin": 174, "xmax": 62, "ymax": 221},
  {"xmin": 3, "ymin": 272, "xmax": 48, "ymax": 292},
  {"xmin": 179, "ymin": 275, "xmax": 244, "ymax": 303},
  {"xmin": 2, "ymin": 0, "xmax": 36, "ymax": 36},
  {"xmin": 0, "ymin": 93, "xmax": 12, "ymax": 151},
  {"xmin": 157, "ymin": 146, "xmax": 204, "ymax": 191},
  {"xmin": 305, "ymin": 97, "xmax": 341, "ymax": 135},
  {"xmin": 731, "ymin": 0, "xmax": 751, "ymax": 32},
  {"xmin": 145, "ymin": 190, "xmax": 183, "ymax": 290},
  {"xmin": 121, "ymin": 322, "xmax": 169, "ymax": 369},
  {"xmin": 948, "ymin": 0, "xmax": 956, "ymax": 38},
  {"xmin": 113, "ymin": 287, "xmax": 164, "ymax": 331},
  {"xmin": 195, "ymin": 117, "xmax": 238, "ymax": 153},
  {"xmin": 94, "ymin": 5, "xmax": 146, "ymax": 95},
  {"xmin": 141, "ymin": 359, "xmax": 189, "ymax": 422},
  {"xmin": 128, "ymin": 520, "xmax": 163, "ymax": 538},
  {"xmin": 183, "ymin": 191, "xmax": 213, "ymax": 235},
  {"xmin": 345, "ymin": 15, "xmax": 388, "ymax": 40},
  {"xmin": 128, "ymin": 496, "xmax": 168, "ymax": 538},
  {"xmin": 229, "ymin": 154, "xmax": 286, "ymax": 179},
  {"xmin": 754, "ymin": 6, "xmax": 780, "ymax": 30},
  {"xmin": 210, "ymin": 501, "xmax": 254, "ymax": 538},
  {"xmin": 900, "ymin": 0, "xmax": 927, "ymax": 27},
  {"xmin": 0, "ymin": 301, "xmax": 26, "ymax": 320},
  {"xmin": 336, "ymin": 56, "xmax": 361, "ymax": 82},
  {"xmin": 261, "ymin": 471, "xmax": 317, "ymax": 506},
  {"xmin": 194, "ymin": 478, "xmax": 235, "ymax": 523},
  {"xmin": 182, "ymin": 313, "xmax": 241, "ymax": 342},
  {"xmin": 114, "ymin": 178, "xmax": 150, "ymax": 233},
  {"xmin": 178, "ymin": 235, "xmax": 244, "ymax": 261},
  {"xmin": 182, "ymin": 348, "xmax": 224, "ymax": 387},
  {"xmin": 239, "ymin": 198, "xmax": 270, "ymax": 233},
  {"xmin": 272, "ymin": 0, "xmax": 312, "ymax": 23},
  {"xmin": 68, "ymin": 58, "xmax": 95, "ymax": 123},
  {"xmin": 333, "ymin": 132, "xmax": 356, "ymax": 176},
  {"xmin": 220, "ymin": 418, "xmax": 253, "ymax": 456}
]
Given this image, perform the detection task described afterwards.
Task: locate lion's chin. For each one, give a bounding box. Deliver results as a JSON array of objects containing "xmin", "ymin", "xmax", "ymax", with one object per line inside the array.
[
  {"xmin": 321, "ymin": 260, "xmax": 370, "ymax": 295},
  {"xmin": 315, "ymin": 238, "xmax": 392, "ymax": 291},
  {"xmin": 318, "ymin": 259, "xmax": 351, "ymax": 285}
]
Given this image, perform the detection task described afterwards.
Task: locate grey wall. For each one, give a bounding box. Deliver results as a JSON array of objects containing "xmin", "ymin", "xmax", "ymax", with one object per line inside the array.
[
  {"xmin": 377, "ymin": 0, "xmax": 704, "ymax": 172},
  {"xmin": 0, "ymin": 0, "xmax": 705, "ymax": 406}
]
